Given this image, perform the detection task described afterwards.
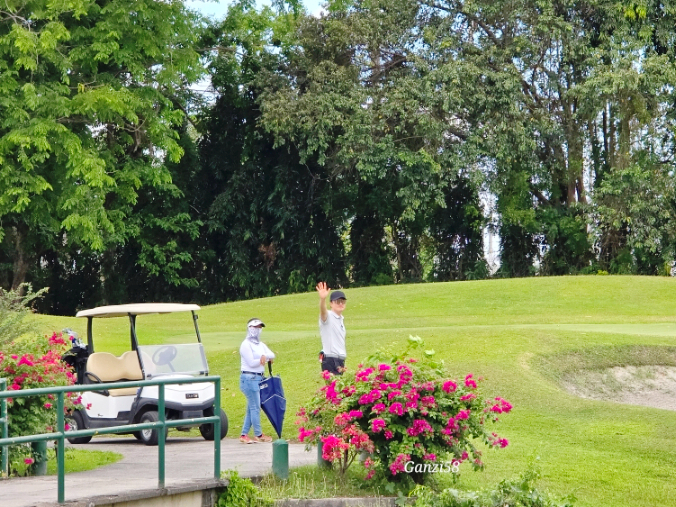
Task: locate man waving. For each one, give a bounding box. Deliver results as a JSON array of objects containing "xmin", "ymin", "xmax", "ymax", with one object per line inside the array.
[{"xmin": 316, "ymin": 282, "xmax": 347, "ymax": 375}]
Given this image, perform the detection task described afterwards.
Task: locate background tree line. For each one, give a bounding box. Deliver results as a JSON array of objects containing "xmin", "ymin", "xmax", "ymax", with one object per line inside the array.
[{"xmin": 2, "ymin": 0, "xmax": 676, "ymax": 315}]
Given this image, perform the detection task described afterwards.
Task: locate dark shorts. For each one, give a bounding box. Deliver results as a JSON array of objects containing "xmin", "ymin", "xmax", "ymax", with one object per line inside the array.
[{"xmin": 321, "ymin": 357, "xmax": 345, "ymax": 375}]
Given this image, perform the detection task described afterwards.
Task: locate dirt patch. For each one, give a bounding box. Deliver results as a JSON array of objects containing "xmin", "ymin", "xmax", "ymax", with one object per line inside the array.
[{"xmin": 562, "ymin": 365, "xmax": 676, "ymax": 411}]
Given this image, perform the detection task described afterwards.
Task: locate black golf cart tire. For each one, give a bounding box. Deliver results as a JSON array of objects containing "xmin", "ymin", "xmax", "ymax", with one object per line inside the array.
[
  {"xmin": 200, "ymin": 407, "xmax": 228, "ymax": 441},
  {"xmin": 139, "ymin": 411, "xmax": 168, "ymax": 446},
  {"xmin": 66, "ymin": 410, "xmax": 92, "ymax": 444}
]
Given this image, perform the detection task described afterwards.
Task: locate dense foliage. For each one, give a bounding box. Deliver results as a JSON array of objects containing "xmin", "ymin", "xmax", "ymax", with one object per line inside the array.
[
  {"xmin": 296, "ymin": 337, "xmax": 512, "ymax": 486},
  {"xmin": 2, "ymin": 0, "xmax": 676, "ymax": 312}
]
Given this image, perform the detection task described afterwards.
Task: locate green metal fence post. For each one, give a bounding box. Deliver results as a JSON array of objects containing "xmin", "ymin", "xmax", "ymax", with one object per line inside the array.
[
  {"xmin": 30, "ymin": 440, "xmax": 48, "ymax": 476},
  {"xmin": 0, "ymin": 378, "xmax": 7, "ymax": 477},
  {"xmin": 214, "ymin": 377, "xmax": 221, "ymax": 479},
  {"xmin": 158, "ymin": 384, "xmax": 165, "ymax": 489},
  {"xmin": 57, "ymin": 391, "xmax": 65, "ymax": 503},
  {"xmin": 272, "ymin": 439, "xmax": 289, "ymax": 479}
]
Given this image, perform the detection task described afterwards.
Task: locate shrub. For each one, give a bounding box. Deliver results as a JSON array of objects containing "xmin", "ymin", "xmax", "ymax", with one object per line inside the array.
[
  {"xmin": 1, "ymin": 331, "xmax": 80, "ymax": 475},
  {"xmin": 217, "ymin": 471, "xmax": 273, "ymax": 507},
  {"xmin": 0, "ymin": 283, "xmax": 48, "ymax": 348},
  {"xmin": 411, "ymin": 465, "xmax": 575, "ymax": 507},
  {"xmin": 296, "ymin": 336, "xmax": 512, "ymax": 486}
]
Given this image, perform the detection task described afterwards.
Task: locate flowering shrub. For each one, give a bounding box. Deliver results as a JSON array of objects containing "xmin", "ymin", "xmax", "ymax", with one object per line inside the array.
[
  {"xmin": 1, "ymin": 331, "xmax": 79, "ymax": 475},
  {"xmin": 296, "ymin": 336, "xmax": 512, "ymax": 484}
]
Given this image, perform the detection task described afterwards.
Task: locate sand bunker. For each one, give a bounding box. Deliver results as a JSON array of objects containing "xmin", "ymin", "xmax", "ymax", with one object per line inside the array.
[{"xmin": 562, "ymin": 365, "xmax": 676, "ymax": 411}]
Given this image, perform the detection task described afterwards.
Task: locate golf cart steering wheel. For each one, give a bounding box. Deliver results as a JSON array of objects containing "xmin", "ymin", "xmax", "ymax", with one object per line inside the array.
[
  {"xmin": 84, "ymin": 371, "xmax": 109, "ymax": 396},
  {"xmin": 152, "ymin": 345, "xmax": 178, "ymax": 369}
]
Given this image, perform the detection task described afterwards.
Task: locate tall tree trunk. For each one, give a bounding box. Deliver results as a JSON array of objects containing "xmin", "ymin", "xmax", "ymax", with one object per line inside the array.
[{"xmin": 10, "ymin": 225, "xmax": 30, "ymax": 294}]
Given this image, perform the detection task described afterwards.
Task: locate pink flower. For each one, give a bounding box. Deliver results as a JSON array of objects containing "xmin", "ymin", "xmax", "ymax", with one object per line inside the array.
[
  {"xmin": 17, "ymin": 355, "xmax": 34, "ymax": 367},
  {"xmin": 420, "ymin": 395, "xmax": 436, "ymax": 408},
  {"xmin": 388, "ymin": 402, "xmax": 404, "ymax": 416},
  {"xmin": 298, "ymin": 427, "xmax": 317, "ymax": 442},
  {"xmin": 423, "ymin": 453, "xmax": 436, "ymax": 461},
  {"xmin": 11, "ymin": 355, "xmax": 18, "ymax": 360},
  {"xmin": 349, "ymin": 410, "xmax": 363, "ymax": 418},
  {"xmin": 387, "ymin": 390, "xmax": 402, "ymax": 400},
  {"xmin": 408, "ymin": 358, "xmax": 418, "ymax": 363},
  {"xmin": 490, "ymin": 397, "xmax": 513, "ymax": 414},
  {"xmin": 44, "ymin": 402, "xmax": 52, "ymax": 409},
  {"xmin": 356, "ymin": 368, "xmax": 375, "ymax": 382},
  {"xmin": 418, "ymin": 381, "xmax": 435, "ymax": 391},
  {"xmin": 442, "ymin": 380, "xmax": 457, "ymax": 393},
  {"xmin": 406, "ymin": 419, "xmax": 434, "ymax": 437},
  {"xmin": 464, "ymin": 374, "xmax": 477, "ymax": 389},
  {"xmin": 366, "ymin": 469, "xmax": 375, "ymax": 479},
  {"xmin": 460, "ymin": 393, "xmax": 476, "ymax": 401},
  {"xmin": 359, "ymin": 393, "xmax": 373, "ymax": 405},
  {"xmin": 371, "ymin": 419, "xmax": 386, "ymax": 432},
  {"xmin": 371, "ymin": 403, "xmax": 386, "ymax": 414},
  {"xmin": 384, "ymin": 430, "xmax": 394, "ymax": 440},
  {"xmin": 378, "ymin": 364, "xmax": 391, "ymax": 371},
  {"xmin": 405, "ymin": 401, "xmax": 418, "ymax": 410},
  {"xmin": 321, "ymin": 434, "xmax": 349, "ymax": 461},
  {"xmin": 322, "ymin": 370, "xmax": 332, "ymax": 380},
  {"xmin": 342, "ymin": 385, "xmax": 356, "ymax": 396},
  {"xmin": 456, "ymin": 409, "xmax": 470, "ymax": 420},
  {"xmin": 24, "ymin": 458, "xmax": 34, "ymax": 465},
  {"xmin": 334, "ymin": 413, "xmax": 352, "ymax": 426},
  {"xmin": 389, "ymin": 453, "xmax": 411, "ymax": 475},
  {"xmin": 491, "ymin": 436, "xmax": 509, "ymax": 448}
]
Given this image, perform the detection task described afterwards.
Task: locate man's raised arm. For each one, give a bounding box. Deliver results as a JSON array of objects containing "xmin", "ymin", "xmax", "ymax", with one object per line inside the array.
[{"xmin": 316, "ymin": 282, "xmax": 330, "ymax": 323}]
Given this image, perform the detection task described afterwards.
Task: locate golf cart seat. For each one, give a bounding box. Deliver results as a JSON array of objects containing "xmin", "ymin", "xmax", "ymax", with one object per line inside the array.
[{"xmin": 85, "ymin": 351, "xmax": 143, "ymax": 397}]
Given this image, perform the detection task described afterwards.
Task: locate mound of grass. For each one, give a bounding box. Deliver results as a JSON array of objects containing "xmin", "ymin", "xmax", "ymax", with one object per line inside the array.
[
  {"xmin": 257, "ymin": 465, "xmax": 384, "ymax": 499},
  {"xmin": 33, "ymin": 276, "xmax": 676, "ymax": 506},
  {"xmin": 47, "ymin": 448, "xmax": 122, "ymax": 474}
]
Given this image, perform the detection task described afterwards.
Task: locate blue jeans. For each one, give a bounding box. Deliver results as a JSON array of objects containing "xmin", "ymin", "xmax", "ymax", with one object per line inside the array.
[{"xmin": 240, "ymin": 373, "xmax": 262, "ymax": 437}]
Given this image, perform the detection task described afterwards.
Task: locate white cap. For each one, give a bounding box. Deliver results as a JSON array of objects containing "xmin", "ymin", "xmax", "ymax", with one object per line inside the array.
[{"xmin": 247, "ymin": 318, "xmax": 265, "ymax": 327}]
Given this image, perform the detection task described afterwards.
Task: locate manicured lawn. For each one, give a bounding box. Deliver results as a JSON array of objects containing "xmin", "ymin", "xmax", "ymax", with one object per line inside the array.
[{"xmin": 35, "ymin": 276, "xmax": 676, "ymax": 506}]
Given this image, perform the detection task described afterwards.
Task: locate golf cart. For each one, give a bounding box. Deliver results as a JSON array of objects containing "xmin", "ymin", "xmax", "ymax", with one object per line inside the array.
[{"xmin": 64, "ymin": 303, "xmax": 228, "ymax": 445}]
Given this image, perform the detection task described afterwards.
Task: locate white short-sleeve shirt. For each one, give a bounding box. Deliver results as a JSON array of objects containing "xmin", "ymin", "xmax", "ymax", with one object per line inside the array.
[{"xmin": 319, "ymin": 310, "xmax": 346, "ymax": 359}]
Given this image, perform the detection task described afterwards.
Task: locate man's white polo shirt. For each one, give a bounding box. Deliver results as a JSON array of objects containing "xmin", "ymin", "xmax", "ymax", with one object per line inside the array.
[{"xmin": 319, "ymin": 310, "xmax": 346, "ymax": 359}]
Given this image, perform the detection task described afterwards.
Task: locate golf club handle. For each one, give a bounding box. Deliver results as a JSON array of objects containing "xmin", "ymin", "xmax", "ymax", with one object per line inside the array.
[{"xmin": 268, "ymin": 361, "xmax": 273, "ymax": 376}]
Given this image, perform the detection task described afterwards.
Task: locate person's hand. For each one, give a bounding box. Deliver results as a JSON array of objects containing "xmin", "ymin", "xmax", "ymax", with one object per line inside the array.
[
  {"xmin": 316, "ymin": 281, "xmax": 330, "ymax": 300},
  {"xmin": 260, "ymin": 355, "xmax": 267, "ymax": 365}
]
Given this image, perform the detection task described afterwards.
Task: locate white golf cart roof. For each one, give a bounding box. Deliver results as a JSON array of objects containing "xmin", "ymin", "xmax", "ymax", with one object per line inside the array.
[{"xmin": 76, "ymin": 303, "xmax": 201, "ymax": 318}]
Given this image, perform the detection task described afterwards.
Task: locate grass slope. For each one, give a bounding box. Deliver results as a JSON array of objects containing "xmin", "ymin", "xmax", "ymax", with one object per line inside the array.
[{"xmin": 34, "ymin": 276, "xmax": 676, "ymax": 506}]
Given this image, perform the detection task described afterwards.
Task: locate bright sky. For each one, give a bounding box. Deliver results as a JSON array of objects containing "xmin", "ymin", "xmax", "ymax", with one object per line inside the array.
[{"xmin": 185, "ymin": 0, "xmax": 326, "ymax": 18}]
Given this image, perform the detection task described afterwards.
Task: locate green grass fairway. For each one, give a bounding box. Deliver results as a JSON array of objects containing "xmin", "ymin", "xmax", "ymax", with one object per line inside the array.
[{"xmin": 34, "ymin": 276, "xmax": 676, "ymax": 506}]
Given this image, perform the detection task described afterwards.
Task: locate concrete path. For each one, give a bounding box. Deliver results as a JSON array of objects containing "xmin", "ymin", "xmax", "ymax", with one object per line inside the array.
[{"xmin": 0, "ymin": 436, "xmax": 316, "ymax": 507}]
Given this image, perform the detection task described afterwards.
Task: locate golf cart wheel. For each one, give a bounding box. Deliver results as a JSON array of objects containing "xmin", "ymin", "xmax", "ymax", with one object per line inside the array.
[
  {"xmin": 132, "ymin": 431, "xmax": 142, "ymax": 441},
  {"xmin": 200, "ymin": 407, "xmax": 228, "ymax": 441},
  {"xmin": 66, "ymin": 410, "xmax": 92, "ymax": 444},
  {"xmin": 139, "ymin": 411, "xmax": 168, "ymax": 446}
]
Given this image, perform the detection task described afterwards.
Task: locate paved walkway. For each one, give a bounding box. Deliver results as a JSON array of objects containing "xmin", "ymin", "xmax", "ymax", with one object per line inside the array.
[{"xmin": 0, "ymin": 436, "xmax": 316, "ymax": 507}]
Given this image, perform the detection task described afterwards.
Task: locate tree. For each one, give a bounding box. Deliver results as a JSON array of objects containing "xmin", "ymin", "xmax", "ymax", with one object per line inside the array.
[{"xmin": 0, "ymin": 0, "xmax": 204, "ymax": 294}]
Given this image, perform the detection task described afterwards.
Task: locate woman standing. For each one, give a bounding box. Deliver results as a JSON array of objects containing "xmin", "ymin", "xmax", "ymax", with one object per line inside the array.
[{"xmin": 239, "ymin": 318, "xmax": 275, "ymax": 443}]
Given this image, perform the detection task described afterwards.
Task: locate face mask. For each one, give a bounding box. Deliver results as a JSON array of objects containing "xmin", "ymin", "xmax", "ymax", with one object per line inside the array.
[{"xmin": 247, "ymin": 326, "xmax": 262, "ymax": 343}]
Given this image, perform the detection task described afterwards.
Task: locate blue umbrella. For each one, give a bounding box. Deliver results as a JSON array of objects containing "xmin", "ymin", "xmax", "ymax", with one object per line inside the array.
[{"xmin": 259, "ymin": 363, "xmax": 286, "ymax": 438}]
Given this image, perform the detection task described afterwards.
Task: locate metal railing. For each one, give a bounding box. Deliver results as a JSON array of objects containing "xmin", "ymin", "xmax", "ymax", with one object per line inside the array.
[{"xmin": 0, "ymin": 376, "xmax": 222, "ymax": 503}]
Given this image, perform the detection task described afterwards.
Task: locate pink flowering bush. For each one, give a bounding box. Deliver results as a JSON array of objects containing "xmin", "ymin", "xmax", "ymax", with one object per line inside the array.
[
  {"xmin": 1, "ymin": 331, "xmax": 79, "ymax": 475},
  {"xmin": 296, "ymin": 336, "xmax": 512, "ymax": 484}
]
